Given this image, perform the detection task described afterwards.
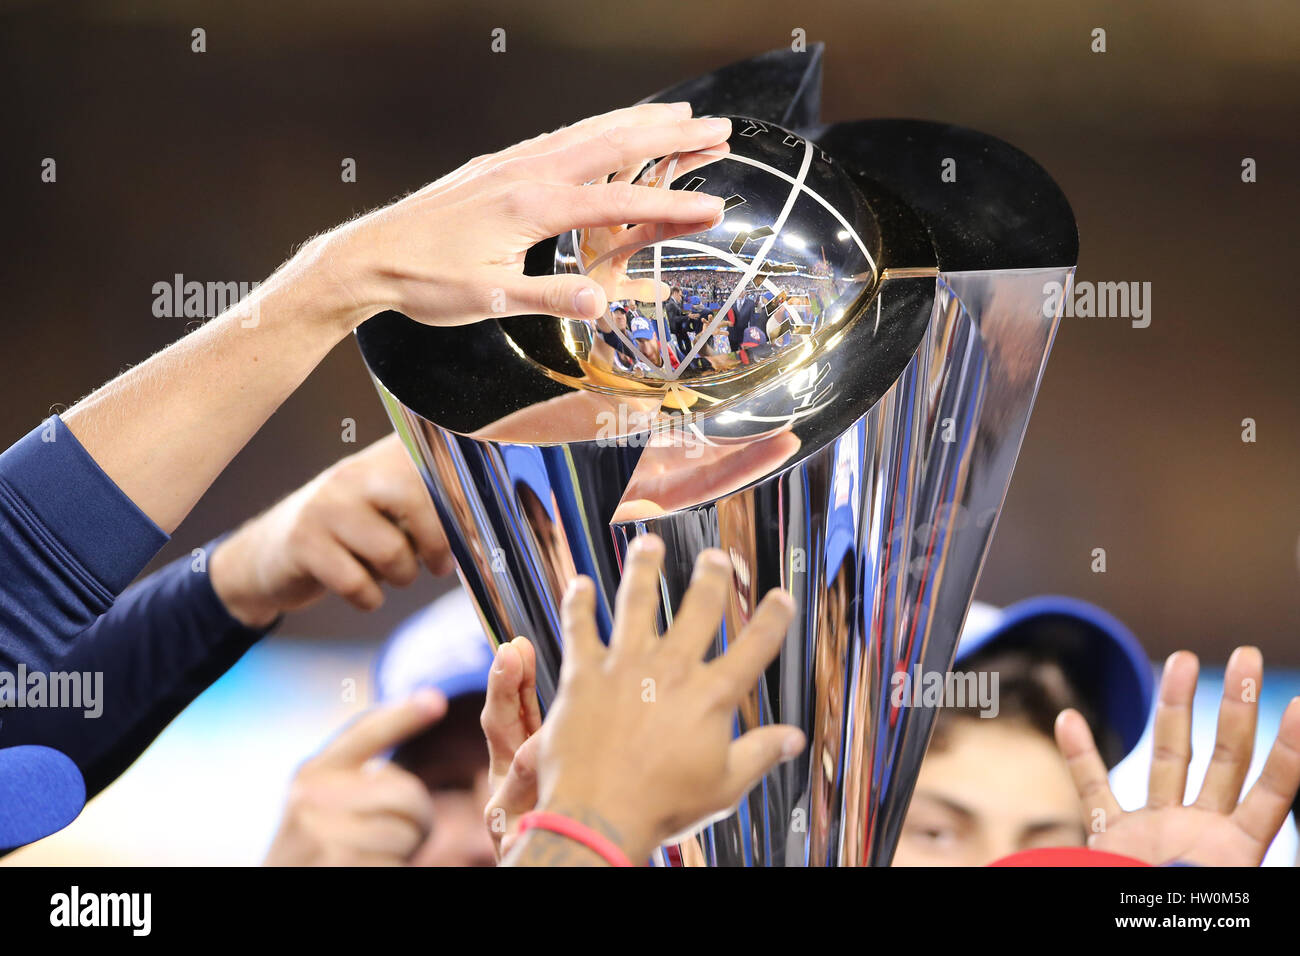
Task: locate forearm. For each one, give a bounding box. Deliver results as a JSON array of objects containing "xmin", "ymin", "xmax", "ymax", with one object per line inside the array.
[
  {"xmin": 55, "ymin": 107, "xmax": 728, "ymax": 535},
  {"xmin": 61, "ymin": 243, "xmax": 368, "ymax": 534}
]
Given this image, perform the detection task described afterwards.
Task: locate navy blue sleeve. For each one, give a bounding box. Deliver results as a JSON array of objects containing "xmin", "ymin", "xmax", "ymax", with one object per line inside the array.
[
  {"xmin": 0, "ymin": 416, "xmax": 169, "ymax": 673},
  {"xmin": 0, "ymin": 539, "xmax": 275, "ymax": 797}
]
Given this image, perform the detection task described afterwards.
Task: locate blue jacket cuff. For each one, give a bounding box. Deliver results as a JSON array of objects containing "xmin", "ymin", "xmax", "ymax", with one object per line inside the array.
[{"xmin": 0, "ymin": 416, "xmax": 168, "ymax": 597}]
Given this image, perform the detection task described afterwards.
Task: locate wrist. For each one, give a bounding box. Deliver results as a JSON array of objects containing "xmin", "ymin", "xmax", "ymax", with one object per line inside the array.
[
  {"xmin": 536, "ymin": 793, "xmax": 658, "ymax": 864},
  {"xmin": 209, "ymin": 531, "xmax": 280, "ymax": 629},
  {"xmin": 516, "ymin": 809, "xmax": 635, "ymax": 867},
  {"xmin": 286, "ymin": 225, "xmax": 391, "ymax": 335}
]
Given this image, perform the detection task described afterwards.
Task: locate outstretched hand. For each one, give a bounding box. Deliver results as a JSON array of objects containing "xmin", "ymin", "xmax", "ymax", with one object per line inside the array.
[
  {"xmin": 504, "ymin": 535, "xmax": 805, "ymax": 865},
  {"xmin": 1056, "ymin": 647, "xmax": 1300, "ymax": 866},
  {"xmin": 317, "ymin": 103, "xmax": 731, "ymax": 328}
]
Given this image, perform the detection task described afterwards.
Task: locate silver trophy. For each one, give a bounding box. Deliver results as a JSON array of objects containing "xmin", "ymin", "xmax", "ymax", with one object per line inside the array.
[{"xmin": 356, "ymin": 46, "xmax": 1077, "ymax": 865}]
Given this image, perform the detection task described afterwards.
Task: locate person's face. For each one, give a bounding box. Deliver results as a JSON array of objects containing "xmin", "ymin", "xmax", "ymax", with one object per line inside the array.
[
  {"xmin": 396, "ymin": 697, "xmax": 497, "ymax": 867},
  {"xmin": 638, "ymin": 338, "xmax": 660, "ymax": 363},
  {"xmin": 892, "ymin": 716, "xmax": 1085, "ymax": 867}
]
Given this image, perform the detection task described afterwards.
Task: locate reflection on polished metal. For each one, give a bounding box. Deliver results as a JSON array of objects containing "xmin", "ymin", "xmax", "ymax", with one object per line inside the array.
[
  {"xmin": 356, "ymin": 45, "xmax": 1078, "ymax": 866},
  {"xmin": 552, "ymin": 121, "xmax": 879, "ymax": 384}
]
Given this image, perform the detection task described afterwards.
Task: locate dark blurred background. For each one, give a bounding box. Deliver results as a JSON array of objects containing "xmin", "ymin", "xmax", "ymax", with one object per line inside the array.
[{"xmin": 2, "ymin": 0, "xmax": 1297, "ymax": 662}]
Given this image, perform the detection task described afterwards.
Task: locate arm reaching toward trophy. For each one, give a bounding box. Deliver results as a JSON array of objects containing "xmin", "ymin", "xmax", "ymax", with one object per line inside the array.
[
  {"xmin": 501, "ymin": 534, "xmax": 806, "ymax": 866},
  {"xmin": 0, "ymin": 433, "xmax": 461, "ymax": 800},
  {"xmin": 1055, "ymin": 646, "xmax": 1300, "ymax": 866},
  {"xmin": 59, "ymin": 104, "xmax": 731, "ymax": 534}
]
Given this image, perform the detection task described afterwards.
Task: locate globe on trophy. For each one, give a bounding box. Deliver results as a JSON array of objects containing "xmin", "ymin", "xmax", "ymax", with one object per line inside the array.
[{"xmin": 355, "ymin": 45, "xmax": 1078, "ymax": 865}]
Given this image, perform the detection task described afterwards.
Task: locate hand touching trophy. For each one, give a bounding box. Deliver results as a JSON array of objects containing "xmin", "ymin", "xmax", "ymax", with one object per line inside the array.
[{"xmin": 356, "ymin": 46, "xmax": 1077, "ymax": 865}]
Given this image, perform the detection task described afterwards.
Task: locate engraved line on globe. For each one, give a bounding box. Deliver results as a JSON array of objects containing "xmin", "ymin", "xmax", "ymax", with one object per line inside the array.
[
  {"xmin": 668, "ymin": 136, "xmax": 814, "ymax": 380},
  {"xmin": 578, "ymin": 149, "xmax": 876, "ymax": 282},
  {"xmin": 650, "ymin": 151, "xmax": 681, "ymax": 375},
  {"xmin": 702, "ymin": 150, "xmax": 877, "ymax": 276},
  {"xmin": 561, "ymin": 136, "xmax": 872, "ymax": 385}
]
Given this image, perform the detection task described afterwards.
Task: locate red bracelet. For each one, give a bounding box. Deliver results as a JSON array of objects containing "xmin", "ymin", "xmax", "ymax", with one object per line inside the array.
[{"xmin": 517, "ymin": 810, "xmax": 635, "ymax": 867}]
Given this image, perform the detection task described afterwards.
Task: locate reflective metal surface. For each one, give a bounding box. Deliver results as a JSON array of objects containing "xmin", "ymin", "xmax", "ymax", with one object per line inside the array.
[
  {"xmin": 551, "ymin": 119, "xmax": 878, "ymax": 383},
  {"xmin": 356, "ymin": 47, "xmax": 1077, "ymax": 866}
]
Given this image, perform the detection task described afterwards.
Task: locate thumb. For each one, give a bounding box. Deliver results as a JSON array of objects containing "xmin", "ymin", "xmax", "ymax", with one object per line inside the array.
[
  {"xmin": 506, "ymin": 274, "xmax": 607, "ymax": 321},
  {"xmin": 719, "ymin": 725, "xmax": 805, "ymax": 807},
  {"xmin": 485, "ymin": 733, "xmax": 542, "ymax": 861},
  {"xmin": 481, "ymin": 642, "xmax": 529, "ymax": 786},
  {"xmin": 315, "ymin": 689, "xmax": 447, "ymax": 768},
  {"xmin": 494, "ymin": 732, "xmax": 541, "ymax": 815}
]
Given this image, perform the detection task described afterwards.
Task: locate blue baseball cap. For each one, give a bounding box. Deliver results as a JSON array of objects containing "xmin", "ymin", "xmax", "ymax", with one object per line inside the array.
[
  {"xmin": 957, "ymin": 597, "xmax": 1154, "ymax": 766},
  {"xmin": 0, "ymin": 745, "xmax": 86, "ymax": 852},
  {"xmin": 742, "ymin": 324, "xmax": 767, "ymax": 347},
  {"xmin": 629, "ymin": 314, "xmax": 655, "ymax": 341},
  {"xmin": 374, "ymin": 589, "xmax": 495, "ymax": 704}
]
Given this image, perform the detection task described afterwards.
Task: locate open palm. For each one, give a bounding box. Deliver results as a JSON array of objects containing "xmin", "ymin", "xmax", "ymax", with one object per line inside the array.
[{"xmin": 1055, "ymin": 647, "xmax": 1300, "ymax": 866}]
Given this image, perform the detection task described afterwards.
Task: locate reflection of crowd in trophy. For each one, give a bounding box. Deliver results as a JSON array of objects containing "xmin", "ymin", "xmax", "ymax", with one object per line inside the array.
[{"xmin": 593, "ymin": 263, "xmax": 844, "ymax": 378}]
